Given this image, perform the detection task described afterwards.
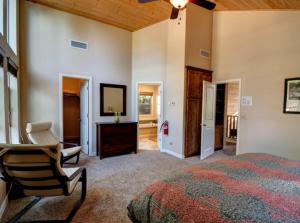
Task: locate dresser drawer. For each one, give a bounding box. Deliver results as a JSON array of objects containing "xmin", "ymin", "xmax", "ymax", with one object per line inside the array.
[
  {"xmin": 101, "ymin": 143, "xmax": 136, "ymax": 157},
  {"xmin": 97, "ymin": 122, "xmax": 138, "ymax": 159},
  {"xmin": 100, "ymin": 124, "xmax": 137, "ymax": 136}
]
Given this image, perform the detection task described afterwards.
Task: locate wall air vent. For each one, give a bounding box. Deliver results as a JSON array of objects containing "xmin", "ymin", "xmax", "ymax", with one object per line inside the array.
[
  {"xmin": 70, "ymin": 40, "xmax": 88, "ymax": 50},
  {"xmin": 200, "ymin": 49, "xmax": 210, "ymax": 59}
]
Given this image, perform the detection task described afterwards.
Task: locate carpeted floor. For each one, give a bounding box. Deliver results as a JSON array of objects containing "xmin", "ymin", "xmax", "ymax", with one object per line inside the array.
[{"xmin": 2, "ymin": 150, "xmax": 231, "ymax": 223}]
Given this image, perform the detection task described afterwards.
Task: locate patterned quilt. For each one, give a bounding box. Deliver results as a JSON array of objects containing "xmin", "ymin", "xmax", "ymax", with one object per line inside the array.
[{"xmin": 127, "ymin": 153, "xmax": 300, "ymax": 223}]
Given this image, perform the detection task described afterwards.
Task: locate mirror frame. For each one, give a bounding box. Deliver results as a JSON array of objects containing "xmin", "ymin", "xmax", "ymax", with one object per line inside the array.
[{"xmin": 100, "ymin": 83, "xmax": 127, "ymax": 116}]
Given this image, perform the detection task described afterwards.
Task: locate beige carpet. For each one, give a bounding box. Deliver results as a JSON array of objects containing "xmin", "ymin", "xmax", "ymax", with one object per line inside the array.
[{"xmin": 2, "ymin": 150, "xmax": 230, "ymax": 223}]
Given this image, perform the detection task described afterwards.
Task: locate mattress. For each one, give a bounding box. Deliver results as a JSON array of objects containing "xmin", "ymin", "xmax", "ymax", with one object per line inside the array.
[{"xmin": 128, "ymin": 153, "xmax": 300, "ymax": 223}]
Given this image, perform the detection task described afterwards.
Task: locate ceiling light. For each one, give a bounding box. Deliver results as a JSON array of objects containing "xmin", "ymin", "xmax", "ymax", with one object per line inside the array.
[{"xmin": 170, "ymin": 0, "xmax": 189, "ymax": 9}]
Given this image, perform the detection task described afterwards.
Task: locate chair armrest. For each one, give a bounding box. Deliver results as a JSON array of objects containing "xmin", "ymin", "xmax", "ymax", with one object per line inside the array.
[
  {"xmin": 0, "ymin": 177, "xmax": 8, "ymax": 182},
  {"xmin": 59, "ymin": 141, "xmax": 79, "ymax": 147},
  {"xmin": 67, "ymin": 167, "xmax": 86, "ymax": 181}
]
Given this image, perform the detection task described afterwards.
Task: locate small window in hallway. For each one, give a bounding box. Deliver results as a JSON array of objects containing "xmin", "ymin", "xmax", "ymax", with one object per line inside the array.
[{"xmin": 139, "ymin": 93, "xmax": 153, "ymax": 115}]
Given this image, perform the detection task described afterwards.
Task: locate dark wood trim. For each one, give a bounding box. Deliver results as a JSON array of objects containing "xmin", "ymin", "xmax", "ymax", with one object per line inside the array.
[
  {"xmin": 283, "ymin": 77, "xmax": 300, "ymax": 114},
  {"xmin": 186, "ymin": 66, "xmax": 213, "ymax": 73},
  {"xmin": 100, "ymin": 83, "xmax": 127, "ymax": 116},
  {"xmin": 8, "ymin": 58, "xmax": 18, "ymax": 77}
]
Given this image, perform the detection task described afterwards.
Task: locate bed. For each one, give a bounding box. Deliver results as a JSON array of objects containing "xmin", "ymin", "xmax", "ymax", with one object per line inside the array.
[{"xmin": 128, "ymin": 153, "xmax": 300, "ymax": 223}]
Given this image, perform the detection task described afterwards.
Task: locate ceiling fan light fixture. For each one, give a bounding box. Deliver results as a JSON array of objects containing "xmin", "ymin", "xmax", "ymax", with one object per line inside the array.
[{"xmin": 170, "ymin": 0, "xmax": 189, "ymax": 9}]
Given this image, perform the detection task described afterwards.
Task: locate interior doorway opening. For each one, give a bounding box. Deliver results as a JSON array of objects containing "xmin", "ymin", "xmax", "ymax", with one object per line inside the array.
[
  {"xmin": 62, "ymin": 77, "xmax": 90, "ymax": 155},
  {"xmin": 137, "ymin": 83, "xmax": 163, "ymax": 151},
  {"xmin": 215, "ymin": 81, "xmax": 240, "ymax": 156}
]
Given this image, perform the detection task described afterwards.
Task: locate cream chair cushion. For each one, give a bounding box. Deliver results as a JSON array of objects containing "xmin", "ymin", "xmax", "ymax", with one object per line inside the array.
[
  {"xmin": 26, "ymin": 122, "xmax": 58, "ymax": 145},
  {"xmin": 24, "ymin": 168, "xmax": 81, "ymax": 197},
  {"xmin": 0, "ymin": 144, "xmax": 83, "ymax": 197},
  {"xmin": 63, "ymin": 167, "xmax": 82, "ymax": 194},
  {"xmin": 26, "ymin": 122, "xmax": 81, "ymax": 158},
  {"xmin": 26, "ymin": 122, "xmax": 52, "ymax": 133},
  {"xmin": 61, "ymin": 146, "xmax": 82, "ymax": 157}
]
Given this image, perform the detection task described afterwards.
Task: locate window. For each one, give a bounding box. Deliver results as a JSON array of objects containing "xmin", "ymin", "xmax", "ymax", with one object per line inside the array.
[
  {"xmin": 0, "ymin": 54, "xmax": 5, "ymax": 143},
  {"xmin": 8, "ymin": 0, "xmax": 17, "ymax": 54},
  {"xmin": 0, "ymin": 0, "xmax": 20, "ymax": 144},
  {"xmin": 8, "ymin": 61, "xmax": 19, "ymax": 143},
  {"xmin": 0, "ymin": 0, "xmax": 3, "ymax": 35},
  {"xmin": 139, "ymin": 93, "xmax": 153, "ymax": 115}
]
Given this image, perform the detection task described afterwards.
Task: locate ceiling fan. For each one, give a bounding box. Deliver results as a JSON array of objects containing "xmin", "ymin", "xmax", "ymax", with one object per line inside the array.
[{"xmin": 138, "ymin": 0, "xmax": 216, "ymax": 19}]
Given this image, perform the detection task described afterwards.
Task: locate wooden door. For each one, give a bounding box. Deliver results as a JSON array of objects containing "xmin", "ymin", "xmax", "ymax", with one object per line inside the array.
[
  {"xmin": 184, "ymin": 66, "xmax": 212, "ymax": 157},
  {"xmin": 186, "ymin": 70, "xmax": 203, "ymax": 98},
  {"xmin": 63, "ymin": 94, "xmax": 80, "ymax": 145},
  {"xmin": 215, "ymin": 84, "xmax": 226, "ymax": 150},
  {"xmin": 185, "ymin": 98, "xmax": 202, "ymax": 157}
]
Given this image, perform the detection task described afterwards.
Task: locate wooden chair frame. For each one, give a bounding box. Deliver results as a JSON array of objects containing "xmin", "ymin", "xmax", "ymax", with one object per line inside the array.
[
  {"xmin": 59, "ymin": 142, "xmax": 80, "ymax": 165},
  {"xmin": 0, "ymin": 146, "xmax": 87, "ymax": 223}
]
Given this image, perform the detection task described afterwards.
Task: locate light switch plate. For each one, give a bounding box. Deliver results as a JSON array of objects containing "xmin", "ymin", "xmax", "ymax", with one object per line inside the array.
[{"xmin": 241, "ymin": 96, "xmax": 253, "ymax": 106}]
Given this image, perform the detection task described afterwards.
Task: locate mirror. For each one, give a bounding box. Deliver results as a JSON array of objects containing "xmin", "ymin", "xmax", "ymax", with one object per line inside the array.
[
  {"xmin": 100, "ymin": 83, "xmax": 126, "ymax": 116},
  {"xmin": 139, "ymin": 92, "xmax": 153, "ymax": 115}
]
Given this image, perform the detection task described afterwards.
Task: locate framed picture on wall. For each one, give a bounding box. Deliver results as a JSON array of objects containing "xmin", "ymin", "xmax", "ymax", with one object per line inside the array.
[{"xmin": 283, "ymin": 77, "xmax": 300, "ymax": 114}]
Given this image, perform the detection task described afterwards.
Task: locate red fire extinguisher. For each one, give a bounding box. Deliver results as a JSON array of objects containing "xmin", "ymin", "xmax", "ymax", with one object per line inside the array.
[{"xmin": 160, "ymin": 121, "xmax": 169, "ymax": 136}]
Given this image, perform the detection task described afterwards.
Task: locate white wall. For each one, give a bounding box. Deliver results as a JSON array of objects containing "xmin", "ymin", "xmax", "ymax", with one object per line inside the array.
[
  {"xmin": 164, "ymin": 11, "xmax": 187, "ymax": 156},
  {"xmin": 132, "ymin": 13, "xmax": 187, "ymax": 157},
  {"xmin": 212, "ymin": 11, "xmax": 300, "ymax": 160},
  {"xmin": 132, "ymin": 20, "xmax": 168, "ymax": 120},
  {"xmin": 185, "ymin": 4, "xmax": 213, "ymax": 70},
  {"xmin": 20, "ymin": 1, "xmax": 132, "ymax": 154}
]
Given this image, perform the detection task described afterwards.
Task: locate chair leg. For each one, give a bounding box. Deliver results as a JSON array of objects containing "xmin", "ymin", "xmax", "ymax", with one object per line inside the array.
[
  {"xmin": 12, "ymin": 171, "xmax": 87, "ymax": 223},
  {"xmin": 61, "ymin": 153, "xmax": 80, "ymax": 166},
  {"xmin": 75, "ymin": 153, "xmax": 80, "ymax": 164},
  {"xmin": 7, "ymin": 197, "xmax": 41, "ymax": 223},
  {"xmin": 65, "ymin": 169, "xmax": 87, "ymax": 223},
  {"xmin": 60, "ymin": 154, "xmax": 64, "ymax": 166}
]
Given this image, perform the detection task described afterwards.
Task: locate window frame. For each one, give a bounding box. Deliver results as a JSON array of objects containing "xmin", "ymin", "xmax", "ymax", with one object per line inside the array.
[{"xmin": 0, "ymin": 0, "xmax": 20, "ymax": 144}]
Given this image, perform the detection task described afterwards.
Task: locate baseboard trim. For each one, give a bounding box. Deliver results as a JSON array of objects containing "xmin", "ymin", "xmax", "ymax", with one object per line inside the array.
[
  {"xmin": 161, "ymin": 148, "xmax": 184, "ymax": 159},
  {"xmin": 0, "ymin": 195, "xmax": 8, "ymax": 220}
]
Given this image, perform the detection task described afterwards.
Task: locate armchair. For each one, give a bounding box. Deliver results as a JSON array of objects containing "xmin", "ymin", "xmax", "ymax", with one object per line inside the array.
[
  {"xmin": 26, "ymin": 122, "xmax": 81, "ymax": 164},
  {"xmin": 0, "ymin": 144, "xmax": 86, "ymax": 223}
]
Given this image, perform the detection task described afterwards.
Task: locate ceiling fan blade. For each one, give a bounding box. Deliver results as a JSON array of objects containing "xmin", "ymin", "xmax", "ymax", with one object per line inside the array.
[
  {"xmin": 190, "ymin": 0, "xmax": 216, "ymax": 10},
  {"xmin": 138, "ymin": 0, "xmax": 159, "ymax": 3},
  {"xmin": 170, "ymin": 7, "xmax": 180, "ymax": 19}
]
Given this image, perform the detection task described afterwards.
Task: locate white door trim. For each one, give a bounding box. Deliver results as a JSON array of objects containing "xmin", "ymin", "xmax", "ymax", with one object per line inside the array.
[
  {"xmin": 135, "ymin": 81, "xmax": 164, "ymax": 152},
  {"xmin": 213, "ymin": 78, "xmax": 242, "ymax": 156},
  {"xmin": 58, "ymin": 73, "xmax": 94, "ymax": 156}
]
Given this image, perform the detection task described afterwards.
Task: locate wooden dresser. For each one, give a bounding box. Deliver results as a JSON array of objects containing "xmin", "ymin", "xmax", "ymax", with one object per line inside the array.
[{"xmin": 96, "ymin": 122, "xmax": 138, "ymax": 159}]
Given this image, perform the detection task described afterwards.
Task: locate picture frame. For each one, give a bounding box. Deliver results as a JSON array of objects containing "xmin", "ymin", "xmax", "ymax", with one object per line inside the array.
[
  {"xmin": 100, "ymin": 83, "xmax": 127, "ymax": 116},
  {"xmin": 283, "ymin": 77, "xmax": 300, "ymax": 114}
]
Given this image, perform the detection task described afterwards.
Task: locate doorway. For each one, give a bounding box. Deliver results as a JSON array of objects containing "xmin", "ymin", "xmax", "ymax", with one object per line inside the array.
[
  {"xmin": 136, "ymin": 82, "xmax": 163, "ymax": 151},
  {"xmin": 215, "ymin": 81, "xmax": 241, "ymax": 156},
  {"xmin": 59, "ymin": 74, "xmax": 93, "ymax": 156},
  {"xmin": 200, "ymin": 79, "xmax": 241, "ymax": 160}
]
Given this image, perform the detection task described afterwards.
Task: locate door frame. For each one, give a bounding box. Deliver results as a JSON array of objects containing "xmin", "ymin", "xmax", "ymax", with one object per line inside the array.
[
  {"xmin": 135, "ymin": 81, "xmax": 164, "ymax": 152},
  {"xmin": 213, "ymin": 79, "xmax": 242, "ymax": 155},
  {"xmin": 58, "ymin": 73, "xmax": 94, "ymax": 156}
]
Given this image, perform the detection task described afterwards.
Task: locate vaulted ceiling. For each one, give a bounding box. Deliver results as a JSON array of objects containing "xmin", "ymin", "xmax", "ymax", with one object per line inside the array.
[{"xmin": 26, "ymin": 0, "xmax": 300, "ymax": 31}]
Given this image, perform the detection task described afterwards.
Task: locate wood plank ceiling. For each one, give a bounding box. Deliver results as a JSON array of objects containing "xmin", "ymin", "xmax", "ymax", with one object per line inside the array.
[{"xmin": 26, "ymin": 0, "xmax": 300, "ymax": 31}]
